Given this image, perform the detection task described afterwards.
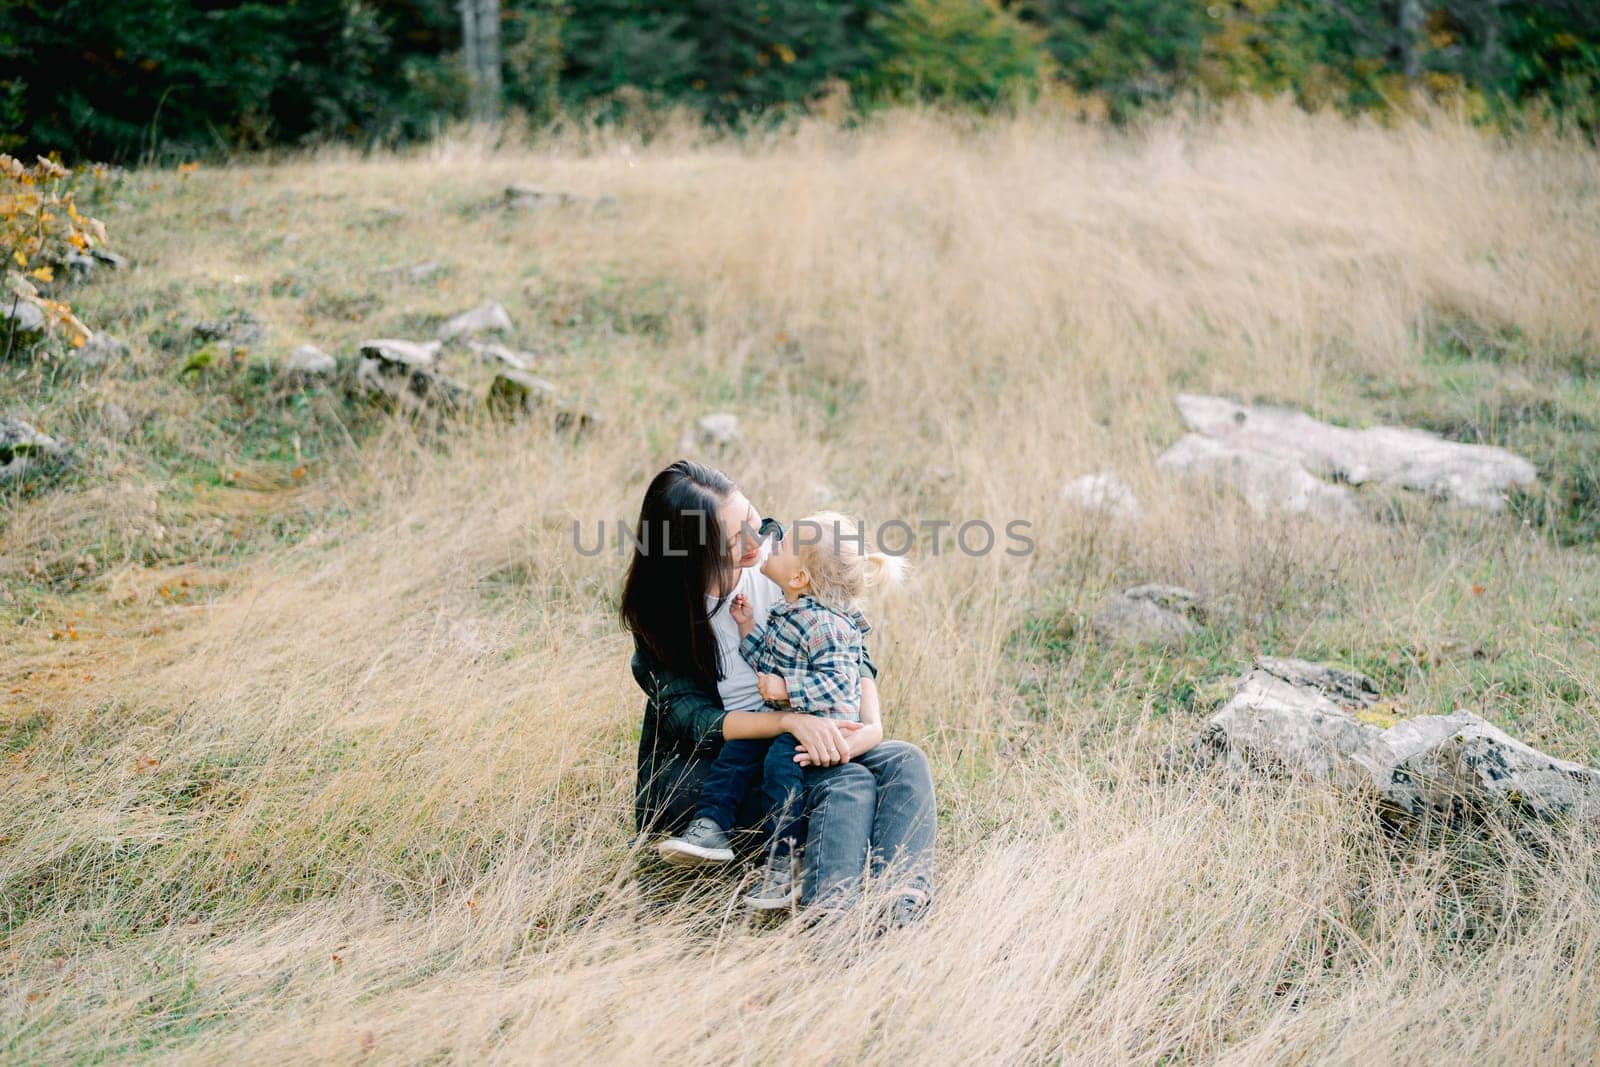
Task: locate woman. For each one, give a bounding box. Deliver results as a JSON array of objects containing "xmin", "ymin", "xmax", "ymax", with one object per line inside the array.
[{"xmin": 621, "ymin": 460, "xmax": 935, "ymax": 925}]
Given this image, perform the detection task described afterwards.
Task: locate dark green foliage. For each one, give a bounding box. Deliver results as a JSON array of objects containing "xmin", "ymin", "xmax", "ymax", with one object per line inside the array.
[
  {"xmin": 1493, "ymin": 1, "xmax": 1600, "ymax": 131},
  {"xmin": 504, "ymin": 2, "xmax": 566, "ymax": 123},
  {"xmin": 1, "ymin": 0, "xmax": 1598, "ymax": 161},
  {"xmin": 1022, "ymin": 0, "xmax": 1208, "ymax": 116},
  {"xmin": 0, "ymin": 0, "xmax": 561, "ymax": 162},
  {"xmin": 865, "ymin": 0, "xmax": 1047, "ymax": 107},
  {"xmin": 4, "ymin": 0, "xmax": 391, "ymax": 160},
  {"xmin": 559, "ymin": 0, "xmax": 882, "ymax": 120}
]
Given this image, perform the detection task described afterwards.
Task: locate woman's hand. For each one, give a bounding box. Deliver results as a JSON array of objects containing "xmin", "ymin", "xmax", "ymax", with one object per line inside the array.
[
  {"xmin": 758, "ymin": 672, "xmax": 789, "ymax": 704},
  {"xmin": 794, "ymin": 720, "xmax": 881, "ymax": 766},
  {"xmin": 781, "ymin": 713, "xmax": 852, "ymax": 766}
]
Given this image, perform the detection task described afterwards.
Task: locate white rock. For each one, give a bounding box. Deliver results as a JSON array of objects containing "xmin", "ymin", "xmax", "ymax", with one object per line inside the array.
[
  {"xmin": 0, "ymin": 417, "xmax": 69, "ymax": 482},
  {"xmin": 1158, "ymin": 433, "xmax": 1358, "ymax": 519},
  {"xmin": 437, "ymin": 300, "xmax": 514, "ymax": 341},
  {"xmin": 75, "ymin": 332, "xmax": 129, "ymax": 368},
  {"xmin": 2, "ymin": 299, "xmax": 47, "ymax": 335},
  {"xmin": 686, "ymin": 412, "xmax": 739, "ymax": 451},
  {"xmin": 1175, "ymin": 394, "xmax": 1537, "ymax": 512},
  {"xmin": 1062, "ymin": 471, "xmax": 1140, "ymax": 520},
  {"xmin": 466, "ymin": 340, "xmax": 533, "ymax": 370},
  {"xmin": 1204, "ymin": 659, "xmax": 1387, "ymax": 789},
  {"xmin": 488, "ymin": 370, "xmax": 558, "ymax": 416},
  {"xmin": 355, "ymin": 339, "xmax": 467, "ymax": 411},
  {"xmin": 1381, "ymin": 712, "xmax": 1600, "ymax": 821},
  {"xmin": 1199, "ymin": 658, "xmax": 1600, "ymax": 822},
  {"xmin": 505, "ymin": 184, "xmax": 581, "ymax": 209},
  {"xmin": 100, "ymin": 402, "xmax": 133, "ymax": 438},
  {"xmin": 284, "ymin": 344, "xmax": 337, "ymax": 379},
  {"xmin": 193, "ymin": 309, "xmax": 267, "ymax": 348},
  {"xmin": 358, "ymin": 338, "xmax": 441, "ymax": 368},
  {"xmin": 1090, "ymin": 584, "xmax": 1204, "ymax": 648}
]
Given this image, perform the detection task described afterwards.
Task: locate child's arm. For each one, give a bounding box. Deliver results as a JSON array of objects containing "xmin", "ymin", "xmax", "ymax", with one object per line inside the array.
[{"xmin": 730, "ymin": 593, "xmax": 766, "ymax": 669}]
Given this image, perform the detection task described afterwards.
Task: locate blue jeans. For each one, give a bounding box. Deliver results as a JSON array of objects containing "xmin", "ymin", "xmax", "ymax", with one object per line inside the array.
[
  {"xmin": 799, "ymin": 740, "xmax": 936, "ymax": 909},
  {"xmin": 697, "ymin": 735, "xmax": 806, "ymax": 856}
]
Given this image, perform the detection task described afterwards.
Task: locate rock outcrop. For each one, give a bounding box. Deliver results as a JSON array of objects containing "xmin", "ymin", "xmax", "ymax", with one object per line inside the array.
[
  {"xmin": 99, "ymin": 402, "xmax": 133, "ymax": 439},
  {"xmin": 1198, "ymin": 657, "xmax": 1600, "ymax": 823},
  {"xmin": 2, "ymin": 298, "xmax": 46, "ymax": 337},
  {"xmin": 467, "ymin": 340, "xmax": 535, "ymax": 370},
  {"xmin": 61, "ymin": 248, "xmax": 128, "ymax": 276},
  {"xmin": 684, "ymin": 412, "xmax": 739, "ymax": 452},
  {"xmin": 354, "ymin": 338, "xmax": 469, "ymax": 411},
  {"xmin": 1174, "ymin": 394, "xmax": 1537, "ymax": 512},
  {"xmin": 1157, "ymin": 433, "xmax": 1359, "ymax": 519},
  {"xmin": 485, "ymin": 370, "xmax": 599, "ymax": 433},
  {"xmin": 283, "ymin": 344, "xmax": 337, "ymax": 380},
  {"xmin": 193, "ymin": 310, "xmax": 267, "ymax": 350},
  {"xmin": 503, "ymin": 184, "xmax": 615, "ymax": 212},
  {"xmin": 75, "ymin": 332, "xmax": 129, "ymax": 368},
  {"xmin": 437, "ymin": 300, "xmax": 513, "ymax": 342},
  {"xmin": 1090, "ymin": 584, "xmax": 1206, "ymax": 648},
  {"xmin": 487, "ymin": 370, "xmax": 558, "ymax": 417},
  {"xmin": 1061, "ymin": 471, "xmax": 1140, "ymax": 521},
  {"xmin": 1, "ymin": 417, "xmax": 70, "ymax": 483}
]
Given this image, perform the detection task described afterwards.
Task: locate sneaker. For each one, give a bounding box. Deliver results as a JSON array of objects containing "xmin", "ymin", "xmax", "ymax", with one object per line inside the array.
[
  {"xmin": 742, "ymin": 853, "xmax": 801, "ymax": 910},
  {"xmin": 874, "ymin": 890, "xmax": 932, "ymax": 936},
  {"xmin": 656, "ymin": 817, "xmax": 734, "ymax": 866}
]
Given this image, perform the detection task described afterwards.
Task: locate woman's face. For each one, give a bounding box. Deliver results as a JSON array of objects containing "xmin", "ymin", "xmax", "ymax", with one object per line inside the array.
[{"xmin": 716, "ymin": 490, "xmax": 763, "ymax": 570}]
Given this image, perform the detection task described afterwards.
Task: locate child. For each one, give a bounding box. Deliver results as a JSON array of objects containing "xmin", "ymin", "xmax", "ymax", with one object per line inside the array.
[{"xmin": 656, "ymin": 511, "xmax": 906, "ymax": 910}]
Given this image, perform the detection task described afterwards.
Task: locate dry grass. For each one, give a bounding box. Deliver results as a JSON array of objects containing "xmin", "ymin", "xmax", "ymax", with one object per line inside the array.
[{"xmin": 3, "ymin": 99, "xmax": 1599, "ymax": 1062}]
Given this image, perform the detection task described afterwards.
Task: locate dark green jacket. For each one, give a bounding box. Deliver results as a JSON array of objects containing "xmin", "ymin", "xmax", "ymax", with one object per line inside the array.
[{"xmin": 630, "ymin": 637, "xmax": 877, "ymax": 834}]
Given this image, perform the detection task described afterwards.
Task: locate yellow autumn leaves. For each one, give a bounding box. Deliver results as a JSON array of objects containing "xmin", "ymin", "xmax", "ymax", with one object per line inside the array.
[{"xmin": 2, "ymin": 153, "xmax": 115, "ymax": 349}]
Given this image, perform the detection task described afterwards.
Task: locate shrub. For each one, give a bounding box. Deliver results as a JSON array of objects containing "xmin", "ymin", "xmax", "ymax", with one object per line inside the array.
[
  {"xmin": 1, "ymin": 154, "xmax": 112, "ymax": 350},
  {"xmin": 866, "ymin": 0, "xmax": 1048, "ymax": 107}
]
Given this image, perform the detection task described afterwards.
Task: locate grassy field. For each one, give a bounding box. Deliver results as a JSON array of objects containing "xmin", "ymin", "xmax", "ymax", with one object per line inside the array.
[{"xmin": 3, "ymin": 100, "xmax": 1599, "ymax": 1062}]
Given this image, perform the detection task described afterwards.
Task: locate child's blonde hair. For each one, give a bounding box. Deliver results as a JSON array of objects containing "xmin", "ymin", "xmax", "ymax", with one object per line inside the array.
[{"xmin": 791, "ymin": 510, "xmax": 908, "ymax": 612}]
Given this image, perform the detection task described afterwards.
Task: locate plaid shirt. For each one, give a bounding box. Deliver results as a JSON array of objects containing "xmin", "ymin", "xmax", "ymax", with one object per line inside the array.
[{"xmin": 738, "ymin": 595, "xmax": 871, "ymax": 722}]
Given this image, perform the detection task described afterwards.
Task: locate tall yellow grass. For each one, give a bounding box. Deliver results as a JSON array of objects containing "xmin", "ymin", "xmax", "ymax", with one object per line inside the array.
[{"xmin": 3, "ymin": 100, "xmax": 1598, "ymax": 1062}]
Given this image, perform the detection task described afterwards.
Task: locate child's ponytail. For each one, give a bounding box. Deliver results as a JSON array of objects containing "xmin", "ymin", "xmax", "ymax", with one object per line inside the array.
[
  {"xmin": 863, "ymin": 551, "xmax": 910, "ymax": 590},
  {"xmin": 793, "ymin": 511, "xmax": 912, "ymax": 610}
]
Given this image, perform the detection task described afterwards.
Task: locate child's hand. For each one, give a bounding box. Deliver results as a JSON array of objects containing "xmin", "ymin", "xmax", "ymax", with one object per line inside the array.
[
  {"xmin": 758, "ymin": 673, "xmax": 789, "ymax": 704},
  {"xmin": 730, "ymin": 593, "xmax": 754, "ymax": 635}
]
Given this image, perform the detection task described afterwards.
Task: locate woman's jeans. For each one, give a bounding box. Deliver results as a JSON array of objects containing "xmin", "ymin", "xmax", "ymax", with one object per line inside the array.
[{"xmin": 799, "ymin": 740, "xmax": 936, "ymax": 909}]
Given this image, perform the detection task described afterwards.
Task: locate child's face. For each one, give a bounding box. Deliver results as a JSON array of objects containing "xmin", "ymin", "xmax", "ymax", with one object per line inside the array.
[{"xmin": 760, "ymin": 532, "xmax": 808, "ymax": 592}]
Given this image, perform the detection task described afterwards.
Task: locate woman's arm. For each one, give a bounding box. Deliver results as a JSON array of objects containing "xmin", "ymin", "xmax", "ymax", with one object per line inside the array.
[
  {"xmin": 794, "ymin": 677, "xmax": 882, "ymax": 766},
  {"xmin": 724, "ymin": 709, "xmax": 853, "ymax": 766},
  {"xmin": 634, "ymin": 648, "xmax": 732, "ymax": 754}
]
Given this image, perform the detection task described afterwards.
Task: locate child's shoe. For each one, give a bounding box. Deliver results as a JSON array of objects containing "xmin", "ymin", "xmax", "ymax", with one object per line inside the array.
[
  {"xmin": 873, "ymin": 889, "xmax": 932, "ymax": 936},
  {"xmin": 656, "ymin": 817, "xmax": 734, "ymax": 865},
  {"xmin": 742, "ymin": 852, "xmax": 801, "ymax": 910}
]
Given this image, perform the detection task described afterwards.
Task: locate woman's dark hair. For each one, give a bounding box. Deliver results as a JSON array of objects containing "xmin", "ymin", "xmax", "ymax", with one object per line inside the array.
[{"xmin": 620, "ymin": 459, "xmax": 738, "ymax": 689}]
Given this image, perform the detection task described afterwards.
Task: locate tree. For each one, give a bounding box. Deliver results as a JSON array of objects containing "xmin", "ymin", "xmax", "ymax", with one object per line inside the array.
[{"xmin": 461, "ymin": 0, "xmax": 503, "ymax": 122}]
